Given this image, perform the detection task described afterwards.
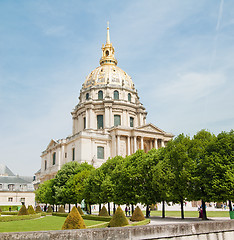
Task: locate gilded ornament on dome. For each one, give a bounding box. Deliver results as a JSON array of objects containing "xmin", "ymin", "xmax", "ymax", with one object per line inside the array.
[
  {"xmin": 112, "ymin": 77, "xmax": 120, "ymax": 83},
  {"xmin": 97, "ymin": 77, "xmax": 105, "ymax": 83}
]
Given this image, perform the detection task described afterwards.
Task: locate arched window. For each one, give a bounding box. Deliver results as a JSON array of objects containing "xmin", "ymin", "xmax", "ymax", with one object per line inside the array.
[
  {"xmin": 98, "ymin": 90, "xmax": 103, "ymax": 100},
  {"xmin": 128, "ymin": 93, "xmax": 131, "ymax": 102},
  {"xmin": 44, "ymin": 160, "xmax": 47, "ymax": 170},
  {"xmin": 113, "ymin": 90, "xmax": 119, "ymax": 100},
  {"xmin": 86, "ymin": 93, "xmax": 89, "ymax": 100},
  {"xmin": 105, "ymin": 50, "xmax": 109, "ymax": 56}
]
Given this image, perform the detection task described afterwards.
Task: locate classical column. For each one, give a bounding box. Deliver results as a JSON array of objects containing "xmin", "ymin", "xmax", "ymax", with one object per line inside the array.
[
  {"xmin": 161, "ymin": 139, "xmax": 165, "ymax": 147},
  {"xmin": 150, "ymin": 140, "xmax": 152, "ymax": 150},
  {"xmin": 85, "ymin": 109, "xmax": 89, "ymax": 128},
  {"xmin": 117, "ymin": 135, "xmax": 120, "ymax": 155},
  {"xmin": 155, "ymin": 139, "xmax": 158, "ymax": 149},
  {"xmin": 141, "ymin": 137, "xmax": 144, "ymax": 150},
  {"xmin": 110, "ymin": 107, "xmax": 113, "ymax": 127},
  {"xmin": 111, "ymin": 135, "xmax": 116, "ymax": 157},
  {"xmin": 105, "ymin": 107, "xmax": 110, "ymax": 128},
  {"xmin": 134, "ymin": 136, "xmax": 137, "ymax": 153},
  {"xmin": 127, "ymin": 136, "xmax": 131, "ymax": 155}
]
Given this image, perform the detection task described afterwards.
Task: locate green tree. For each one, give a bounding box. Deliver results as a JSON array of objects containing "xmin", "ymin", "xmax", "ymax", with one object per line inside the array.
[
  {"xmin": 35, "ymin": 179, "xmax": 55, "ymax": 205},
  {"xmin": 164, "ymin": 134, "xmax": 194, "ymax": 219}
]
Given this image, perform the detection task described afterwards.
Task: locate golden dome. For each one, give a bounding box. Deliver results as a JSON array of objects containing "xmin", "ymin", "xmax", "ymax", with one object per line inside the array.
[
  {"xmin": 83, "ymin": 64, "xmax": 134, "ymax": 90},
  {"xmin": 83, "ymin": 23, "xmax": 135, "ymax": 90}
]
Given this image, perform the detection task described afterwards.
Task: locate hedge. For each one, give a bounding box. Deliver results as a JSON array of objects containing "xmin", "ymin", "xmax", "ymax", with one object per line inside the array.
[
  {"xmin": 128, "ymin": 219, "xmax": 150, "ymax": 226},
  {"xmin": 0, "ymin": 213, "xmax": 41, "ymax": 222},
  {"xmin": 1, "ymin": 211, "xmax": 18, "ymax": 215},
  {"xmin": 0, "ymin": 206, "xmax": 21, "ymax": 211},
  {"xmin": 87, "ymin": 222, "xmax": 109, "ymax": 229},
  {"xmin": 52, "ymin": 213, "xmax": 112, "ymax": 222}
]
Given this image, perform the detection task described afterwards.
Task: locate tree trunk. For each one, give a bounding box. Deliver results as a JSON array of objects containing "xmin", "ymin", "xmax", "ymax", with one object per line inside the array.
[
  {"xmin": 146, "ymin": 205, "xmax": 150, "ymax": 218},
  {"xmin": 56, "ymin": 205, "xmax": 57, "ymax": 212},
  {"xmin": 202, "ymin": 199, "xmax": 208, "ymax": 220},
  {"xmin": 75, "ymin": 203, "xmax": 77, "ymax": 208},
  {"xmin": 108, "ymin": 202, "xmax": 110, "ymax": 216},
  {"xmin": 131, "ymin": 204, "xmax": 134, "ymax": 215},
  {"xmin": 89, "ymin": 204, "xmax": 92, "ymax": 215},
  {"xmin": 228, "ymin": 200, "xmax": 232, "ymax": 211},
  {"xmin": 68, "ymin": 204, "xmax": 71, "ymax": 213},
  {"xmin": 113, "ymin": 203, "xmax": 116, "ymax": 214},
  {"xmin": 180, "ymin": 199, "xmax": 184, "ymax": 219},
  {"xmin": 162, "ymin": 201, "xmax": 165, "ymax": 218},
  {"xmin": 99, "ymin": 204, "xmax": 101, "ymax": 213}
]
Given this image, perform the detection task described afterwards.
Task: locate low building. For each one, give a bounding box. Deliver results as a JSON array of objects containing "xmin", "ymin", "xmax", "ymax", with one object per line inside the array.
[{"xmin": 0, "ymin": 164, "xmax": 35, "ymax": 209}]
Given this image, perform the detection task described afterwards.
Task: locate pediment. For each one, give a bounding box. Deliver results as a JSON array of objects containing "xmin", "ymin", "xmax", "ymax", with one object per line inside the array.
[
  {"xmin": 46, "ymin": 139, "xmax": 58, "ymax": 150},
  {"xmin": 136, "ymin": 123, "xmax": 165, "ymax": 134}
]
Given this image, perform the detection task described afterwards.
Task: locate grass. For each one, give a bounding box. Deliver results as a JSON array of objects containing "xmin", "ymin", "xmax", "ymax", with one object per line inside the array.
[
  {"xmin": 0, "ymin": 216, "xmax": 106, "ymax": 232},
  {"xmin": 147, "ymin": 210, "xmax": 229, "ymax": 218}
]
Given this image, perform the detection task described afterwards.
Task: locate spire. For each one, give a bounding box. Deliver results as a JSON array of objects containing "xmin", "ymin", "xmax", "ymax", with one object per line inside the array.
[
  {"xmin": 100, "ymin": 22, "xmax": 117, "ymax": 66},
  {"xmin": 106, "ymin": 21, "xmax": 110, "ymax": 44}
]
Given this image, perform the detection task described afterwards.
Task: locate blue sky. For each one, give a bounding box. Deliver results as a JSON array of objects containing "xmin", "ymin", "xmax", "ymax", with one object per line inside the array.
[{"xmin": 0, "ymin": 0, "xmax": 233, "ymax": 176}]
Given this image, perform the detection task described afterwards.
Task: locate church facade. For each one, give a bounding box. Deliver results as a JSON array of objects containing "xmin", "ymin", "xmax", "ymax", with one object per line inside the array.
[{"xmin": 38, "ymin": 25, "xmax": 173, "ymax": 183}]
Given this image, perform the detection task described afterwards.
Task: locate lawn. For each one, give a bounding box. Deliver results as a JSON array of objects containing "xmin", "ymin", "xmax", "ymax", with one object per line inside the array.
[
  {"xmin": 0, "ymin": 216, "xmax": 105, "ymax": 232},
  {"xmin": 147, "ymin": 210, "xmax": 229, "ymax": 218}
]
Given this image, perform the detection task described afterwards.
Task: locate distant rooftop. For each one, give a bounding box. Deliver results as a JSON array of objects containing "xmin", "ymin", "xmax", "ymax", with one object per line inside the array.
[{"xmin": 0, "ymin": 164, "xmax": 15, "ymax": 176}]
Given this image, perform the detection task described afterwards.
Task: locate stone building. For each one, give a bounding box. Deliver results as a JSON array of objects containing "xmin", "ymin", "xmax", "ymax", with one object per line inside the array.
[
  {"xmin": 38, "ymin": 24, "xmax": 173, "ymax": 183},
  {"xmin": 0, "ymin": 164, "xmax": 35, "ymax": 208}
]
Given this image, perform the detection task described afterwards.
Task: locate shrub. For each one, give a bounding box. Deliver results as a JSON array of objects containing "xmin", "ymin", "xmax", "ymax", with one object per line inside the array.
[
  {"xmin": 130, "ymin": 206, "xmax": 145, "ymax": 221},
  {"xmin": 77, "ymin": 206, "xmax": 84, "ymax": 215},
  {"xmin": 1, "ymin": 211, "xmax": 18, "ymax": 215},
  {"xmin": 28, "ymin": 205, "xmax": 36, "ymax": 214},
  {"xmin": 35, "ymin": 206, "xmax": 42, "ymax": 213},
  {"xmin": 58, "ymin": 206, "xmax": 65, "ymax": 213},
  {"xmin": 62, "ymin": 206, "xmax": 86, "ymax": 230},
  {"xmin": 98, "ymin": 206, "xmax": 109, "ymax": 216},
  {"xmin": 108, "ymin": 206, "xmax": 129, "ymax": 227},
  {"xmin": 18, "ymin": 205, "xmax": 29, "ymax": 215},
  {"xmin": 47, "ymin": 205, "xmax": 53, "ymax": 213}
]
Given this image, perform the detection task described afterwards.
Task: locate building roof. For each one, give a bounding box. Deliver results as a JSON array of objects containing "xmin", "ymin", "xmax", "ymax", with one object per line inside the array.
[
  {"xmin": 0, "ymin": 176, "xmax": 30, "ymax": 184},
  {"xmin": 0, "ymin": 164, "xmax": 15, "ymax": 176}
]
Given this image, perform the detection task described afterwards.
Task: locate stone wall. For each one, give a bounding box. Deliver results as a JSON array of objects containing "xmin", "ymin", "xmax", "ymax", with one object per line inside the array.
[{"xmin": 0, "ymin": 220, "xmax": 233, "ymax": 240}]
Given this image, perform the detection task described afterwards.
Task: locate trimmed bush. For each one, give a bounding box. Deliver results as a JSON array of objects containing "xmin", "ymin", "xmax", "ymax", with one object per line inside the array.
[
  {"xmin": 47, "ymin": 205, "xmax": 53, "ymax": 213},
  {"xmin": 98, "ymin": 206, "xmax": 109, "ymax": 216},
  {"xmin": 28, "ymin": 205, "xmax": 36, "ymax": 214},
  {"xmin": 58, "ymin": 206, "xmax": 65, "ymax": 213},
  {"xmin": 130, "ymin": 206, "xmax": 145, "ymax": 221},
  {"xmin": 62, "ymin": 206, "xmax": 86, "ymax": 230},
  {"xmin": 108, "ymin": 206, "xmax": 129, "ymax": 227},
  {"xmin": 18, "ymin": 205, "xmax": 29, "ymax": 215},
  {"xmin": 1, "ymin": 211, "xmax": 18, "ymax": 215},
  {"xmin": 35, "ymin": 206, "xmax": 42, "ymax": 213},
  {"xmin": 0, "ymin": 205, "xmax": 20, "ymax": 211},
  {"xmin": 77, "ymin": 206, "xmax": 84, "ymax": 215}
]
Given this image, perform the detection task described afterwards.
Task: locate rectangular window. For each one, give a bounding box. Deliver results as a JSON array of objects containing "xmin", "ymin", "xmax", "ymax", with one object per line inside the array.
[
  {"xmin": 65, "ymin": 152, "xmax": 67, "ymax": 158},
  {"xmin": 8, "ymin": 184, "xmax": 15, "ymax": 191},
  {"xmin": 130, "ymin": 117, "xmax": 134, "ymax": 127},
  {"xmin": 45, "ymin": 160, "xmax": 47, "ymax": 170},
  {"xmin": 97, "ymin": 146, "xmax": 104, "ymax": 159},
  {"xmin": 72, "ymin": 148, "xmax": 75, "ymax": 161},
  {"xmin": 52, "ymin": 152, "xmax": 56, "ymax": 165},
  {"xmin": 84, "ymin": 117, "xmax": 86, "ymax": 129},
  {"xmin": 8, "ymin": 197, "xmax": 13, "ymax": 202},
  {"xmin": 114, "ymin": 115, "xmax": 121, "ymax": 126},
  {"xmin": 97, "ymin": 115, "xmax": 103, "ymax": 129},
  {"xmin": 0, "ymin": 184, "xmax": 2, "ymax": 190}
]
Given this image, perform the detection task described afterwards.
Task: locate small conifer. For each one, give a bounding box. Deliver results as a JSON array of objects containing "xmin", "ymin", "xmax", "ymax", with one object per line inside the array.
[
  {"xmin": 108, "ymin": 206, "xmax": 129, "ymax": 227},
  {"xmin": 98, "ymin": 206, "xmax": 109, "ymax": 216},
  {"xmin": 47, "ymin": 205, "xmax": 53, "ymax": 213},
  {"xmin": 58, "ymin": 206, "xmax": 65, "ymax": 213},
  {"xmin": 130, "ymin": 206, "xmax": 145, "ymax": 221},
  {"xmin": 35, "ymin": 206, "xmax": 42, "ymax": 213},
  {"xmin": 28, "ymin": 205, "xmax": 36, "ymax": 214},
  {"xmin": 62, "ymin": 206, "xmax": 86, "ymax": 230},
  {"xmin": 77, "ymin": 206, "xmax": 84, "ymax": 215},
  {"xmin": 18, "ymin": 204, "xmax": 29, "ymax": 215}
]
